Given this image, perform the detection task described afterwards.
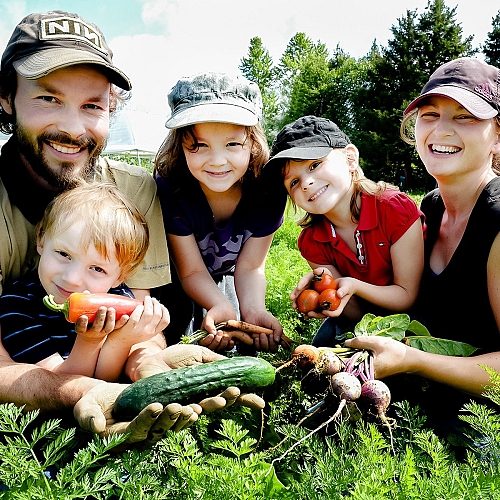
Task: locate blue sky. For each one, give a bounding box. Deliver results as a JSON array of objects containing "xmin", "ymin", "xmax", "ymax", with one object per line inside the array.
[{"xmin": 0, "ymin": 0, "xmax": 498, "ymax": 151}]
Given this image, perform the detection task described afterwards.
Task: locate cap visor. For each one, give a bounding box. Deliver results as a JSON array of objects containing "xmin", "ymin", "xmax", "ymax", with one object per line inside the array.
[
  {"xmin": 404, "ymin": 86, "xmax": 497, "ymax": 119},
  {"xmin": 165, "ymin": 102, "xmax": 258, "ymax": 128},
  {"xmin": 13, "ymin": 48, "xmax": 131, "ymax": 91},
  {"xmin": 264, "ymin": 146, "xmax": 333, "ymax": 168}
]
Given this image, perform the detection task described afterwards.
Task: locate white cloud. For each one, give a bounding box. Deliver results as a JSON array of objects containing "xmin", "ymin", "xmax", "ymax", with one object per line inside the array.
[
  {"xmin": 107, "ymin": 0, "xmax": 500, "ymax": 119},
  {"xmin": 0, "ymin": 2, "xmax": 27, "ymax": 45}
]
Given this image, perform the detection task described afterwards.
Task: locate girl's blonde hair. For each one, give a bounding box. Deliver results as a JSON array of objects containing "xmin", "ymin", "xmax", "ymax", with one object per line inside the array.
[
  {"xmin": 280, "ymin": 148, "xmax": 397, "ymax": 228},
  {"xmin": 36, "ymin": 181, "xmax": 149, "ymax": 281},
  {"xmin": 153, "ymin": 123, "xmax": 269, "ymax": 197},
  {"xmin": 400, "ymin": 107, "xmax": 500, "ymax": 176}
]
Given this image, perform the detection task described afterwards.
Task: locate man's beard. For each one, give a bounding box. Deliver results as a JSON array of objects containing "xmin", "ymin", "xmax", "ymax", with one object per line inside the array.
[{"xmin": 14, "ymin": 123, "xmax": 106, "ymax": 189}]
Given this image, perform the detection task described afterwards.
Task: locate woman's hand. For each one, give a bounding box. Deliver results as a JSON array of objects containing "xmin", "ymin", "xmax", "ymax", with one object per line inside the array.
[{"xmin": 344, "ymin": 335, "xmax": 410, "ymax": 379}]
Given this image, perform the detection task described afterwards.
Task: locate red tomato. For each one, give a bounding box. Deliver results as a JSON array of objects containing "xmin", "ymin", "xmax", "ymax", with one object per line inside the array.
[
  {"xmin": 297, "ymin": 289, "xmax": 320, "ymax": 314},
  {"xmin": 318, "ymin": 288, "xmax": 341, "ymax": 311},
  {"xmin": 312, "ymin": 271, "xmax": 337, "ymax": 293}
]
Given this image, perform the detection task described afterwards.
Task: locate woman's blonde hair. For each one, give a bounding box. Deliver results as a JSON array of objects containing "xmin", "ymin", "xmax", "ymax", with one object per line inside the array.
[
  {"xmin": 153, "ymin": 123, "xmax": 269, "ymax": 197},
  {"xmin": 280, "ymin": 147, "xmax": 397, "ymax": 228},
  {"xmin": 36, "ymin": 181, "xmax": 149, "ymax": 281},
  {"xmin": 400, "ymin": 106, "xmax": 500, "ymax": 176}
]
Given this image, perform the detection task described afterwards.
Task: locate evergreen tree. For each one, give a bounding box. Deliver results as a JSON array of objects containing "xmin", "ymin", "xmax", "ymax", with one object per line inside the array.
[
  {"xmin": 322, "ymin": 47, "xmax": 372, "ymax": 139},
  {"xmin": 285, "ymin": 41, "xmax": 331, "ymax": 123},
  {"xmin": 276, "ymin": 33, "xmax": 315, "ymax": 97},
  {"xmin": 276, "ymin": 33, "xmax": 326, "ymax": 127},
  {"xmin": 355, "ymin": 0, "xmax": 475, "ymax": 188},
  {"xmin": 239, "ymin": 37, "xmax": 279, "ymax": 140},
  {"xmin": 484, "ymin": 10, "xmax": 500, "ymax": 66}
]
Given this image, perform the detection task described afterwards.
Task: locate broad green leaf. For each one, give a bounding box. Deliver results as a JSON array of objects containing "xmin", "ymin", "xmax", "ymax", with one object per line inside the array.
[
  {"xmin": 355, "ymin": 313, "xmax": 410, "ymax": 340},
  {"xmin": 406, "ymin": 320, "xmax": 431, "ymax": 337},
  {"xmin": 404, "ymin": 336, "xmax": 478, "ymax": 356},
  {"xmin": 261, "ymin": 463, "xmax": 287, "ymax": 496},
  {"xmin": 354, "ymin": 313, "xmax": 376, "ymax": 336},
  {"xmin": 368, "ymin": 314, "xmax": 410, "ymax": 333}
]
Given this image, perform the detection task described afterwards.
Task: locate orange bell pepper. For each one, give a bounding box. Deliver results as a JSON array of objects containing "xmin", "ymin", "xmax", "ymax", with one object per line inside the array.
[{"xmin": 43, "ymin": 292, "xmax": 143, "ymax": 323}]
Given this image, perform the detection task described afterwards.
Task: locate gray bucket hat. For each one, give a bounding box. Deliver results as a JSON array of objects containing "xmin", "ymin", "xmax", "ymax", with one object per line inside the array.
[{"xmin": 165, "ymin": 72, "xmax": 262, "ymax": 129}]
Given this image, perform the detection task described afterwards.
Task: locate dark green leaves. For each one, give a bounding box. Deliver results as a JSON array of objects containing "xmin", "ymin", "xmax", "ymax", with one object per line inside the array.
[
  {"xmin": 352, "ymin": 313, "xmax": 477, "ymax": 357},
  {"xmin": 404, "ymin": 336, "xmax": 478, "ymax": 356}
]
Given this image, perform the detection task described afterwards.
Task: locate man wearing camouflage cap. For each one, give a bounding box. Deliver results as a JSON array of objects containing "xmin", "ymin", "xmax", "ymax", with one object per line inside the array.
[{"xmin": 0, "ymin": 11, "xmax": 260, "ymax": 448}]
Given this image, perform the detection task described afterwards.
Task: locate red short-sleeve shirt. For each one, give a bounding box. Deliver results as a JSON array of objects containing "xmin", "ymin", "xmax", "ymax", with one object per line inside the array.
[{"xmin": 298, "ymin": 190, "xmax": 424, "ymax": 286}]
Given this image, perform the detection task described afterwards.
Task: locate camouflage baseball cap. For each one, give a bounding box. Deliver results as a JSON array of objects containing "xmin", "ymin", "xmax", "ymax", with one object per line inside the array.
[{"xmin": 1, "ymin": 10, "xmax": 131, "ymax": 91}]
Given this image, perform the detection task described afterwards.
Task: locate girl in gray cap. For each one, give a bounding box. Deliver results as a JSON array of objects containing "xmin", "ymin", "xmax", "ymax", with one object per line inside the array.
[
  {"xmin": 266, "ymin": 115, "xmax": 425, "ymax": 345},
  {"xmin": 155, "ymin": 72, "xmax": 287, "ymax": 353}
]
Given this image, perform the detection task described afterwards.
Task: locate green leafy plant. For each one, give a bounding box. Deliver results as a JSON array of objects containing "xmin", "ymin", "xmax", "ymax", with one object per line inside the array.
[
  {"xmin": 351, "ymin": 313, "xmax": 478, "ymax": 357},
  {"xmin": 0, "ymin": 403, "xmax": 127, "ymax": 498}
]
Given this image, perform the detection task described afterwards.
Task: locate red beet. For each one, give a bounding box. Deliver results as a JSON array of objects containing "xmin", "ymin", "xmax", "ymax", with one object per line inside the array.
[
  {"xmin": 361, "ymin": 379, "xmax": 395, "ymax": 452},
  {"xmin": 361, "ymin": 379, "xmax": 391, "ymax": 417}
]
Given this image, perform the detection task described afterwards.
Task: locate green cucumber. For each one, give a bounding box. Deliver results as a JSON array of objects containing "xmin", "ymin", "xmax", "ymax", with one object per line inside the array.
[{"xmin": 114, "ymin": 357, "xmax": 276, "ymax": 419}]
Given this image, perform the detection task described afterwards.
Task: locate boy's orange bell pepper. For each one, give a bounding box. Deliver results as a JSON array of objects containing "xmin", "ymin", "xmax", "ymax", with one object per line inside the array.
[{"xmin": 43, "ymin": 293, "xmax": 143, "ymax": 323}]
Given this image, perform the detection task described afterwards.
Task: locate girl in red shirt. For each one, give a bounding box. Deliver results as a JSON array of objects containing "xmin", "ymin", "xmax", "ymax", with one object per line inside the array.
[{"xmin": 265, "ymin": 116, "xmax": 425, "ymax": 345}]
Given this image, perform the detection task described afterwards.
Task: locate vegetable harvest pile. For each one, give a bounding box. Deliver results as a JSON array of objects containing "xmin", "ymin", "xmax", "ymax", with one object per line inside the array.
[
  {"xmin": 43, "ymin": 292, "xmax": 478, "ymax": 448},
  {"xmin": 269, "ymin": 313, "xmax": 478, "ymax": 457},
  {"xmin": 286, "ymin": 344, "xmax": 393, "ymax": 432}
]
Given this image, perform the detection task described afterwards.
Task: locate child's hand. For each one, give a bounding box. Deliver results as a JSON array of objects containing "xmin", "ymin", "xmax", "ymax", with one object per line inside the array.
[
  {"xmin": 242, "ymin": 310, "xmax": 283, "ymax": 353},
  {"xmin": 290, "ymin": 267, "xmax": 337, "ymax": 316},
  {"xmin": 289, "ymin": 270, "xmax": 316, "ymax": 307},
  {"xmin": 107, "ymin": 296, "xmax": 170, "ymax": 347},
  {"xmin": 197, "ymin": 330, "xmax": 235, "ymax": 353},
  {"xmin": 74, "ymin": 305, "xmax": 113, "ymax": 342},
  {"xmin": 319, "ymin": 277, "xmax": 355, "ymax": 318},
  {"xmin": 198, "ymin": 303, "xmax": 238, "ymax": 352}
]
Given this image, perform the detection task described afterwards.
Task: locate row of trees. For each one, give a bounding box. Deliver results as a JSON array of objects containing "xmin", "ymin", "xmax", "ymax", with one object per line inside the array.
[{"xmin": 239, "ymin": 0, "xmax": 500, "ymax": 190}]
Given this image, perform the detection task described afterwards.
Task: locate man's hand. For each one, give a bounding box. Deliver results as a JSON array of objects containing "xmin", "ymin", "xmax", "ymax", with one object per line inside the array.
[
  {"xmin": 133, "ymin": 344, "xmax": 226, "ymax": 379},
  {"xmin": 133, "ymin": 344, "xmax": 266, "ymax": 411},
  {"xmin": 74, "ymin": 345, "xmax": 266, "ymax": 449},
  {"xmin": 73, "ymin": 381, "xmax": 201, "ymax": 449}
]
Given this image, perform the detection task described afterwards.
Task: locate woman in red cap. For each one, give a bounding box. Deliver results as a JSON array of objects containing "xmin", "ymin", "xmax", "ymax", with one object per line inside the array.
[{"xmin": 265, "ymin": 115, "xmax": 425, "ymax": 346}]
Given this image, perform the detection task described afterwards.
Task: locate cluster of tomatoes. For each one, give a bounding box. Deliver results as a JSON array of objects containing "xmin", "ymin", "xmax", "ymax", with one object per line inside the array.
[{"xmin": 297, "ymin": 271, "xmax": 341, "ymax": 314}]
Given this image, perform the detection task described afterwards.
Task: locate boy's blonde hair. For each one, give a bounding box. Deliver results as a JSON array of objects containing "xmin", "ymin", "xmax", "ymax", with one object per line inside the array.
[{"xmin": 36, "ymin": 182, "xmax": 149, "ymax": 281}]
